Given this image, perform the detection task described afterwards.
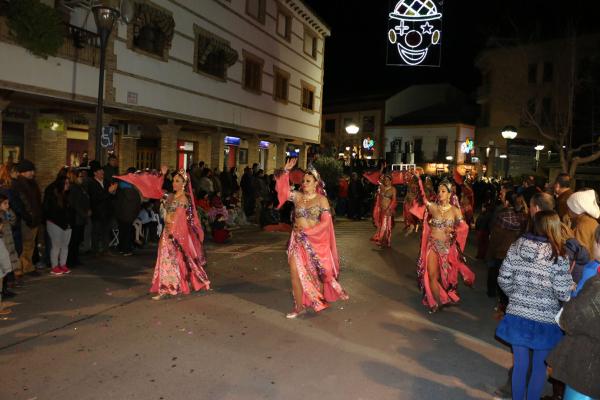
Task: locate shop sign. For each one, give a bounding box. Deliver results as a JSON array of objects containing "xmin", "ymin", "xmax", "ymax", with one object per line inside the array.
[
  {"xmin": 461, "ymin": 137, "xmax": 474, "ymax": 154},
  {"xmin": 101, "ymin": 126, "xmax": 115, "ymax": 148},
  {"xmin": 127, "ymin": 91, "xmax": 138, "ymax": 105},
  {"xmin": 224, "ymin": 136, "xmax": 241, "ymax": 146},
  {"xmin": 37, "ymin": 118, "xmax": 65, "ymax": 131}
]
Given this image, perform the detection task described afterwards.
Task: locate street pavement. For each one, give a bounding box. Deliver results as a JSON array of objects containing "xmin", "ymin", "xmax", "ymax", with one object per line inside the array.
[{"xmin": 0, "ymin": 219, "xmax": 519, "ymax": 400}]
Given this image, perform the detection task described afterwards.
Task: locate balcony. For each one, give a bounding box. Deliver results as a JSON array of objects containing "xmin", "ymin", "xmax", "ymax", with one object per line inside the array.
[{"xmin": 0, "ymin": 16, "xmax": 100, "ymax": 66}]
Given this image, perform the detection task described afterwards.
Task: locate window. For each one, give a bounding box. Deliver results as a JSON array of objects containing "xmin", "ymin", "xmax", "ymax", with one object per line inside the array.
[
  {"xmin": 243, "ymin": 52, "xmax": 263, "ymax": 93},
  {"xmin": 130, "ymin": 3, "xmax": 175, "ymax": 60},
  {"xmin": 521, "ymin": 98, "xmax": 537, "ymax": 126},
  {"xmin": 436, "ymin": 137, "xmax": 448, "ymax": 161},
  {"xmin": 194, "ymin": 26, "xmax": 238, "ymax": 80},
  {"xmin": 273, "ymin": 67, "xmax": 290, "ymax": 102},
  {"xmin": 543, "ymin": 62, "xmax": 553, "ymax": 83},
  {"xmin": 324, "ymin": 119, "xmax": 336, "ymax": 133},
  {"xmin": 362, "ymin": 116, "xmax": 375, "ymax": 132},
  {"xmin": 276, "ymin": 9, "xmax": 292, "ymax": 41},
  {"xmin": 246, "ymin": 0, "xmax": 266, "ymax": 23},
  {"xmin": 528, "ymin": 63, "xmax": 537, "ymax": 84},
  {"xmin": 304, "ymin": 29, "xmax": 318, "ymax": 59},
  {"xmin": 301, "ymin": 82, "xmax": 315, "ymax": 111}
]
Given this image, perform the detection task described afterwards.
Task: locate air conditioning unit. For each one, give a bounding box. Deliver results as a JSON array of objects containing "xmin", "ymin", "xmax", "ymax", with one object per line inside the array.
[{"xmin": 123, "ymin": 123, "xmax": 142, "ymax": 139}]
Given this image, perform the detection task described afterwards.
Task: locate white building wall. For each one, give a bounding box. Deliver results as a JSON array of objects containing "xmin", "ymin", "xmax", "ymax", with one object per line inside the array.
[
  {"xmin": 0, "ymin": 42, "xmax": 99, "ymax": 100},
  {"xmin": 0, "ymin": 0, "xmax": 327, "ymax": 143},
  {"xmin": 112, "ymin": 0, "xmax": 325, "ymax": 142},
  {"xmin": 385, "ymin": 126, "xmax": 456, "ymax": 160}
]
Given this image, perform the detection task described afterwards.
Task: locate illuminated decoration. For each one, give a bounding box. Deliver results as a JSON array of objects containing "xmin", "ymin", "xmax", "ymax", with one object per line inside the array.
[
  {"xmin": 460, "ymin": 138, "xmax": 474, "ymax": 154},
  {"xmin": 387, "ymin": 0, "xmax": 443, "ymax": 67},
  {"xmin": 259, "ymin": 140, "xmax": 270, "ymax": 149},
  {"xmin": 499, "ymin": 154, "xmax": 508, "ymax": 159},
  {"xmin": 534, "ymin": 144, "xmax": 545, "ymax": 151},
  {"xmin": 446, "ymin": 155, "xmax": 453, "ymax": 161},
  {"xmin": 345, "ymin": 123, "xmax": 359, "ymax": 135},
  {"xmin": 224, "ymin": 136, "xmax": 241, "ymax": 146},
  {"xmin": 362, "ymin": 137, "xmax": 375, "ymax": 150}
]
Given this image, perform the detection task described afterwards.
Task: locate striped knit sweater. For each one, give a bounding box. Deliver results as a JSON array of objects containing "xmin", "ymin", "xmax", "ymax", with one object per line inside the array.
[{"xmin": 499, "ymin": 234, "xmax": 574, "ymax": 323}]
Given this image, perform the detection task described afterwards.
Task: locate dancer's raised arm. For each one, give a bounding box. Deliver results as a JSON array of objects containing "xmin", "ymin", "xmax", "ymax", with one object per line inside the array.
[{"xmin": 275, "ymin": 158, "xmax": 301, "ymax": 208}]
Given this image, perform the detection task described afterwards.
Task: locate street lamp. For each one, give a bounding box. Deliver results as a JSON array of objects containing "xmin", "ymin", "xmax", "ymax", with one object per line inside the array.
[
  {"xmin": 500, "ymin": 125, "xmax": 518, "ymax": 178},
  {"xmin": 501, "ymin": 125, "xmax": 518, "ymax": 140},
  {"xmin": 345, "ymin": 123, "xmax": 359, "ymax": 135},
  {"xmin": 92, "ymin": 5, "xmax": 120, "ymax": 163},
  {"xmin": 535, "ymin": 144, "xmax": 545, "ymax": 171}
]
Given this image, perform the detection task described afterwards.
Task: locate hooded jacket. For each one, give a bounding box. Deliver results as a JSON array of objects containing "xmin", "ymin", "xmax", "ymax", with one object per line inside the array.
[{"xmin": 499, "ymin": 234, "xmax": 574, "ymax": 323}]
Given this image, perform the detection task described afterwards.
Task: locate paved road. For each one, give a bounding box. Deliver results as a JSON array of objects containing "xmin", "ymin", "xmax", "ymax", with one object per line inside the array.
[{"xmin": 0, "ymin": 220, "xmax": 515, "ymax": 400}]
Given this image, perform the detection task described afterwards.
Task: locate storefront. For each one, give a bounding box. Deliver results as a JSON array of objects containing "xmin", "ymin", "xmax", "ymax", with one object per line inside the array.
[{"xmin": 177, "ymin": 140, "xmax": 195, "ymax": 170}]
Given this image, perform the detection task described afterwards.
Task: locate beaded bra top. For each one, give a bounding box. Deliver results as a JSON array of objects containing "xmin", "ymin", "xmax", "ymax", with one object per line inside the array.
[
  {"xmin": 429, "ymin": 217, "xmax": 455, "ymax": 229},
  {"xmin": 165, "ymin": 197, "xmax": 188, "ymax": 213},
  {"xmin": 294, "ymin": 206, "xmax": 329, "ymax": 221}
]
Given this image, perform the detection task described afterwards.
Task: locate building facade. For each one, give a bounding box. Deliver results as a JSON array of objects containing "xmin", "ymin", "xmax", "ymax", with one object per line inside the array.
[
  {"xmin": 0, "ymin": 0, "xmax": 329, "ymax": 187},
  {"xmin": 475, "ymin": 35, "xmax": 600, "ymax": 178},
  {"xmin": 384, "ymin": 84, "xmax": 478, "ymax": 175},
  {"xmin": 320, "ymin": 96, "xmax": 386, "ymax": 163}
]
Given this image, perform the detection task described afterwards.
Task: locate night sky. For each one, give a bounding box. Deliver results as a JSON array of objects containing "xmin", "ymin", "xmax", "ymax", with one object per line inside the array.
[{"xmin": 303, "ymin": 0, "xmax": 598, "ymax": 103}]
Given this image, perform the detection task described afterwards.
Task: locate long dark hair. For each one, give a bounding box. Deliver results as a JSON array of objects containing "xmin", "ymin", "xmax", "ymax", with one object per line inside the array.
[
  {"xmin": 53, "ymin": 175, "xmax": 69, "ymax": 208},
  {"xmin": 534, "ymin": 210, "xmax": 566, "ymax": 261}
]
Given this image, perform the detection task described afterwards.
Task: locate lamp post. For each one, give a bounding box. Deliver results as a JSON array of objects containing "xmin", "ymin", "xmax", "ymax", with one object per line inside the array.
[
  {"xmin": 535, "ymin": 144, "xmax": 545, "ymax": 171},
  {"xmin": 92, "ymin": 5, "xmax": 120, "ymax": 163},
  {"xmin": 501, "ymin": 125, "xmax": 518, "ymax": 177}
]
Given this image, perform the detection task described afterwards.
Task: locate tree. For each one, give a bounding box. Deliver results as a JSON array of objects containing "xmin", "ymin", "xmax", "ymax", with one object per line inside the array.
[{"xmin": 521, "ymin": 32, "xmax": 600, "ymax": 177}]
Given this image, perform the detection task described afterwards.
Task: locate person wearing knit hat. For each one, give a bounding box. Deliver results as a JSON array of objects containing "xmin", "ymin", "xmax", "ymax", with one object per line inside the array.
[
  {"xmin": 568, "ymin": 189, "xmax": 600, "ymax": 257},
  {"xmin": 10, "ymin": 159, "xmax": 42, "ymax": 276},
  {"xmin": 16, "ymin": 159, "xmax": 35, "ymax": 174}
]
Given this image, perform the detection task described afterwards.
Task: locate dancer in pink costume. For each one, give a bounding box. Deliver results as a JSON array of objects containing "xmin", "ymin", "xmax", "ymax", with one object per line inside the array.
[
  {"xmin": 414, "ymin": 171, "xmax": 475, "ymax": 312},
  {"xmin": 116, "ymin": 167, "xmax": 210, "ymax": 300},
  {"xmin": 275, "ymin": 158, "xmax": 348, "ymax": 318},
  {"xmin": 371, "ymin": 174, "xmax": 397, "ymax": 248}
]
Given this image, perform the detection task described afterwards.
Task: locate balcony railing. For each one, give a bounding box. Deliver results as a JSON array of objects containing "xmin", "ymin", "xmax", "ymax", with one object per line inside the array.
[
  {"xmin": 56, "ymin": 23, "xmax": 100, "ymax": 66},
  {"xmin": 0, "ymin": 16, "xmax": 100, "ymax": 66}
]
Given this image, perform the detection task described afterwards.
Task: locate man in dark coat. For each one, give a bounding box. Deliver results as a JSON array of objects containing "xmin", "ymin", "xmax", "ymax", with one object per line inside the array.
[
  {"xmin": 88, "ymin": 161, "xmax": 117, "ymax": 254},
  {"xmin": 113, "ymin": 167, "xmax": 141, "ymax": 256},
  {"xmin": 348, "ymin": 172, "xmax": 364, "ymax": 220},
  {"xmin": 240, "ymin": 167, "xmax": 255, "ymax": 217},
  {"xmin": 103, "ymin": 154, "xmax": 119, "ymax": 184},
  {"xmin": 11, "ymin": 159, "xmax": 42, "ymax": 275},
  {"xmin": 554, "ymin": 173, "xmax": 573, "ymax": 223}
]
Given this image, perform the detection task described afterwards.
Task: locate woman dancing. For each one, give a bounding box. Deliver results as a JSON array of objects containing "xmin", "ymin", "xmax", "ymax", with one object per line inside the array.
[
  {"xmin": 116, "ymin": 167, "xmax": 210, "ymax": 300},
  {"xmin": 404, "ymin": 175, "xmax": 422, "ymax": 235},
  {"xmin": 275, "ymin": 158, "xmax": 348, "ymax": 318},
  {"xmin": 415, "ymin": 172, "xmax": 475, "ymax": 312},
  {"xmin": 371, "ymin": 174, "xmax": 397, "ymax": 248}
]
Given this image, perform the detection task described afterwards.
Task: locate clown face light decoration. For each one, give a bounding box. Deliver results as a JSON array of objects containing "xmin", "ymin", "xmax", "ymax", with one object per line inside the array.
[{"xmin": 387, "ymin": 0, "xmax": 443, "ymax": 66}]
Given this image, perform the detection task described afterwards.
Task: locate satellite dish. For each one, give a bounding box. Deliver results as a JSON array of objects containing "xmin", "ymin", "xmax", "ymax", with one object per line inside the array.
[{"xmin": 120, "ymin": 0, "xmax": 134, "ymax": 24}]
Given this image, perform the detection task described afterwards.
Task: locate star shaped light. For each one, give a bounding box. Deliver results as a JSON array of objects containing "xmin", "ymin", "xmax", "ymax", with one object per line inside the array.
[{"xmin": 420, "ymin": 22, "xmax": 433, "ymax": 34}]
